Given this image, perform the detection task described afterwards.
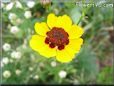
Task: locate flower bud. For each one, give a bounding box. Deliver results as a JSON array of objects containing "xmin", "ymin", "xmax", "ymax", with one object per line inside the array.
[{"xmin": 40, "ymin": 0, "xmax": 51, "ymax": 7}]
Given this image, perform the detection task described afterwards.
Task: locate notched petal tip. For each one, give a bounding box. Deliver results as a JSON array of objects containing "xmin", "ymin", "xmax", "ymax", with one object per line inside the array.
[
  {"xmin": 56, "ymin": 49, "xmax": 75, "ymax": 63},
  {"xmin": 56, "ymin": 56, "xmax": 73, "ymax": 63},
  {"xmin": 48, "ymin": 13, "xmax": 56, "ymax": 17},
  {"xmin": 69, "ymin": 24, "xmax": 84, "ymax": 39},
  {"xmin": 62, "ymin": 14, "xmax": 72, "ymax": 24},
  {"xmin": 34, "ymin": 22, "xmax": 50, "ymax": 36},
  {"xmin": 47, "ymin": 13, "xmax": 58, "ymax": 29}
]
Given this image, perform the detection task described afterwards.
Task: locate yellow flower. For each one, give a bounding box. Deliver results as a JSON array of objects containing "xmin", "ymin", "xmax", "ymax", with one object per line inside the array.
[{"xmin": 29, "ymin": 13, "xmax": 84, "ymax": 63}]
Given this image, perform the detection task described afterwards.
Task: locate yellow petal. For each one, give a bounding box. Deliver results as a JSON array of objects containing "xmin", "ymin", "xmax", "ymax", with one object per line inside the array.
[
  {"xmin": 56, "ymin": 38, "xmax": 83, "ymax": 63},
  {"xmin": 56, "ymin": 15, "xmax": 72, "ymax": 32},
  {"xmin": 66, "ymin": 38, "xmax": 83, "ymax": 54},
  {"xmin": 56, "ymin": 48, "xmax": 75, "ymax": 63},
  {"xmin": 38, "ymin": 44, "xmax": 57, "ymax": 58},
  {"xmin": 56, "ymin": 42, "xmax": 75, "ymax": 63},
  {"xmin": 34, "ymin": 22, "xmax": 50, "ymax": 36},
  {"xmin": 68, "ymin": 25, "xmax": 84, "ymax": 39},
  {"xmin": 29, "ymin": 35, "xmax": 44, "ymax": 51},
  {"xmin": 47, "ymin": 13, "xmax": 57, "ymax": 29},
  {"xmin": 29, "ymin": 35, "xmax": 56, "ymax": 58}
]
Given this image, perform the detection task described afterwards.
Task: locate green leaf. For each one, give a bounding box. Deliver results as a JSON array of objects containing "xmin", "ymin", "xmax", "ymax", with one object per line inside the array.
[
  {"xmin": 70, "ymin": 7, "xmax": 82, "ymax": 24},
  {"xmin": 97, "ymin": 66, "xmax": 113, "ymax": 84},
  {"xmin": 76, "ymin": 44, "xmax": 99, "ymax": 83}
]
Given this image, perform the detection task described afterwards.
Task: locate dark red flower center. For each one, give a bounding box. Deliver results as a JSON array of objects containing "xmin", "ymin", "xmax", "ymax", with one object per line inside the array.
[{"xmin": 45, "ymin": 27, "xmax": 69, "ymax": 50}]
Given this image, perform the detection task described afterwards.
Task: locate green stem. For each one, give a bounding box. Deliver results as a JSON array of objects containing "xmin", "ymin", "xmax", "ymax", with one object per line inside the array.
[
  {"xmin": 77, "ymin": 12, "xmax": 85, "ymax": 25},
  {"xmin": 77, "ymin": 0, "xmax": 93, "ymax": 25}
]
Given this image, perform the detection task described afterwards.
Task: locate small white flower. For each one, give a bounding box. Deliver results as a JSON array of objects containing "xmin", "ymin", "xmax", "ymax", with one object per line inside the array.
[
  {"xmin": 24, "ymin": 11, "xmax": 32, "ymax": 19},
  {"xmin": 2, "ymin": 57, "xmax": 9, "ymax": 65},
  {"xmin": 11, "ymin": 51, "xmax": 22, "ymax": 60},
  {"xmin": 51, "ymin": 61, "xmax": 57, "ymax": 67},
  {"xmin": 58, "ymin": 70, "xmax": 67, "ymax": 78},
  {"xmin": 10, "ymin": 26, "xmax": 20, "ymax": 34},
  {"xmin": 15, "ymin": 69, "xmax": 21, "ymax": 75},
  {"xmin": 16, "ymin": 18, "xmax": 22, "ymax": 25},
  {"xmin": 29, "ymin": 67, "xmax": 33, "ymax": 71},
  {"xmin": 16, "ymin": 1, "xmax": 23, "ymax": 9},
  {"xmin": 33, "ymin": 75, "xmax": 39, "ymax": 80},
  {"xmin": 2, "ymin": 43, "xmax": 11, "ymax": 51},
  {"xmin": 15, "ymin": 52, "xmax": 22, "ymax": 59},
  {"xmin": 11, "ymin": 51, "xmax": 16, "ymax": 58},
  {"xmin": 5, "ymin": 2, "xmax": 14, "ymax": 11},
  {"xmin": 27, "ymin": 1, "xmax": 35, "ymax": 8},
  {"xmin": 3, "ymin": 70, "xmax": 11, "ymax": 78},
  {"xmin": 8, "ymin": 13, "xmax": 17, "ymax": 20}
]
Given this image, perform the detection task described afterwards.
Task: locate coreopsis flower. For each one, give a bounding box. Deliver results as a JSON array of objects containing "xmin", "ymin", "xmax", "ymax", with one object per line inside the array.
[{"xmin": 29, "ymin": 13, "xmax": 84, "ymax": 63}]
